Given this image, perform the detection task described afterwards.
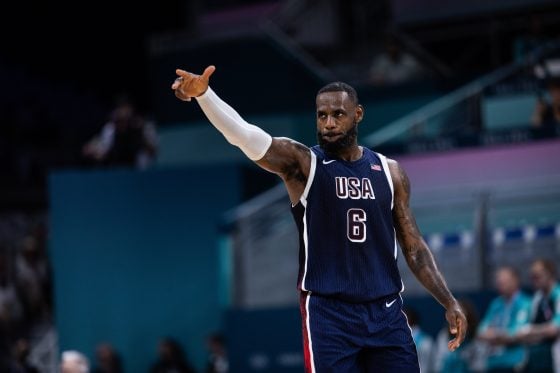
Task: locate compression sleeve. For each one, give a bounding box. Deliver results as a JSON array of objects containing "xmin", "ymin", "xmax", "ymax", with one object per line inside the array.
[{"xmin": 195, "ymin": 87, "xmax": 273, "ymax": 161}]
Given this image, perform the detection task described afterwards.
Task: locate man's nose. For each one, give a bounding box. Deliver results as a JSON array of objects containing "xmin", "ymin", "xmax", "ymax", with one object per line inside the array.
[{"xmin": 325, "ymin": 115, "xmax": 336, "ymax": 129}]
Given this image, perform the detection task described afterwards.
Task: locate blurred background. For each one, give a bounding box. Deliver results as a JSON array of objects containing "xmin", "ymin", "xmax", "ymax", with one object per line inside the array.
[{"xmin": 1, "ymin": 0, "xmax": 560, "ymax": 372}]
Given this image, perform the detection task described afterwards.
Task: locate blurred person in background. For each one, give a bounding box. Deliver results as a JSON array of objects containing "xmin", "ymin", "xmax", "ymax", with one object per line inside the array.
[
  {"xmin": 92, "ymin": 343, "xmax": 123, "ymax": 373},
  {"xmin": 171, "ymin": 66, "xmax": 467, "ymax": 372},
  {"xmin": 404, "ymin": 307, "xmax": 434, "ymax": 373},
  {"xmin": 149, "ymin": 337, "xmax": 196, "ymax": 373},
  {"xmin": 368, "ymin": 34, "xmax": 424, "ymax": 86},
  {"xmin": 0, "ymin": 248, "xmax": 23, "ymax": 367},
  {"xmin": 205, "ymin": 333, "xmax": 228, "ymax": 373},
  {"xmin": 15, "ymin": 234, "xmax": 51, "ymax": 330},
  {"xmin": 82, "ymin": 96, "xmax": 158, "ymax": 169},
  {"xmin": 477, "ymin": 266, "xmax": 532, "ymax": 373},
  {"xmin": 531, "ymin": 77, "xmax": 560, "ymax": 136},
  {"xmin": 61, "ymin": 350, "xmax": 90, "ymax": 373},
  {"xmin": 513, "ymin": 14, "xmax": 552, "ymax": 62},
  {"xmin": 512, "ymin": 259, "xmax": 560, "ymax": 373},
  {"xmin": 8, "ymin": 337, "xmax": 39, "ymax": 373}
]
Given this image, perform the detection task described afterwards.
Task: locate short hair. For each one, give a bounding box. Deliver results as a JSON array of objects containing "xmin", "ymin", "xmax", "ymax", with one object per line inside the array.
[
  {"xmin": 533, "ymin": 258, "xmax": 557, "ymax": 278},
  {"xmin": 317, "ymin": 82, "xmax": 359, "ymax": 105},
  {"xmin": 61, "ymin": 350, "xmax": 90, "ymax": 373},
  {"xmin": 496, "ymin": 265, "xmax": 520, "ymax": 281},
  {"xmin": 208, "ymin": 332, "xmax": 225, "ymax": 345}
]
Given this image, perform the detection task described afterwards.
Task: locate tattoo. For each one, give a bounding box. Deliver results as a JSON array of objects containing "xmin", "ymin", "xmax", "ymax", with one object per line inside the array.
[
  {"xmin": 282, "ymin": 160, "xmax": 306, "ymax": 183},
  {"xmin": 256, "ymin": 139, "xmax": 310, "ymax": 204},
  {"xmin": 391, "ymin": 160, "xmax": 456, "ymax": 308},
  {"xmin": 280, "ymin": 142, "xmax": 309, "ymax": 183}
]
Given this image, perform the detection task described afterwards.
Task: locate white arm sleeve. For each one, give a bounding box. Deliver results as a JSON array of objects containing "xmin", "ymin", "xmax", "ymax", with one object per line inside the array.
[{"xmin": 195, "ymin": 87, "xmax": 272, "ymax": 161}]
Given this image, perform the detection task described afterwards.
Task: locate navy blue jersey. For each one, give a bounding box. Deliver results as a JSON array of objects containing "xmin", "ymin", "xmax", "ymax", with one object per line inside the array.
[{"xmin": 291, "ymin": 145, "xmax": 403, "ymax": 302}]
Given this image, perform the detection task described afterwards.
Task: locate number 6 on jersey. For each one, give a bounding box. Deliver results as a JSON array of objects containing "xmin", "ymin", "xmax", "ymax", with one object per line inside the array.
[{"xmin": 347, "ymin": 208, "xmax": 367, "ymax": 242}]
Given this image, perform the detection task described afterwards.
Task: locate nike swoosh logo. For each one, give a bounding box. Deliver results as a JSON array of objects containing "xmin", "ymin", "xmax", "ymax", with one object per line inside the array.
[
  {"xmin": 385, "ymin": 299, "xmax": 397, "ymax": 308},
  {"xmin": 322, "ymin": 159, "xmax": 336, "ymax": 165}
]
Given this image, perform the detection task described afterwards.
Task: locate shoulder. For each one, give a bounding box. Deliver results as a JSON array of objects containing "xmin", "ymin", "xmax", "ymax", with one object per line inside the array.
[
  {"xmin": 552, "ymin": 283, "xmax": 560, "ymax": 299},
  {"xmin": 384, "ymin": 157, "xmax": 402, "ymax": 174},
  {"xmin": 385, "ymin": 157, "xmax": 410, "ymax": 193},
  {"xmin": 272, "ymin": 137, "xmax": 310, "ymax": 153},
  {"xmin": 488, "ymin": 297, "xmax": 502, "ymax": 309}
]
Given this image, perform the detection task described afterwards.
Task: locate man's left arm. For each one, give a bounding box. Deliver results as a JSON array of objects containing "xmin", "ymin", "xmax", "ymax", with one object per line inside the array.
[
  {"xmin": 388, "ymin": 159, "xmax": 467, "ymax": 351},
  {"xmin": 517, "ymin": 293, "xmax": 560, "ymax": 343}
]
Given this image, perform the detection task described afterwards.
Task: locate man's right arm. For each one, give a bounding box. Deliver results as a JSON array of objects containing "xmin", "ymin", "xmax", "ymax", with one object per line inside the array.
[{"xmin": 171, "ymin": 66, "xmax": 310, "ymax": 204}]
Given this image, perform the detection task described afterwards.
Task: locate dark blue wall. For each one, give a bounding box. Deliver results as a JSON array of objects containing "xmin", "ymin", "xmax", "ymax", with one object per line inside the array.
[{"xmin": 49, "ymin": 165, "xmax": 241, "ymax": 372}]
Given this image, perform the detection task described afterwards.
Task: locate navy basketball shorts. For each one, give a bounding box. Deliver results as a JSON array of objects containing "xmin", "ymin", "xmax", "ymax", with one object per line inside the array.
[{"xmin": 299, "ymin": 291, "xmax": 419, "ymax": 373}]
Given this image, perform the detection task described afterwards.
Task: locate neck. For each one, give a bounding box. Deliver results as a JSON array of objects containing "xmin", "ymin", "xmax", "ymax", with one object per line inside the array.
[
  {"xmin": 330, "ymin": 144, "xmax": 362, "ymax": 162},
  {"xmin": 503, "ymin": 291, "xmax": 517, "ymax": 302}
]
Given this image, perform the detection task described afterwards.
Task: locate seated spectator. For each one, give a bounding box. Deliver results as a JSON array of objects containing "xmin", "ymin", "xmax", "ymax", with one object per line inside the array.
[
  {"xmin": 92, "ymin": 342, "xmax": 123, "ymax": 373},
  {"xmin": 15, "ymin": 235, "xmax": 51, "ymax": 328},
  {"xmin": 513, "ymin": 14, "xmax": 551, "ymax": 62},
  {"xmin": 9, "ymin": 337, "xmax": 40, "ymax": 373},
  {"xmin": 532, "ymin": 77, "xmax": 560, "ymax": 136},
  {"xmin": 512, "ymin": 259, "xmax": 560, "ymax": 373},
  {"xmin": 477, "ymin": 266, "xmax": 531, "ymax": 373},
  {"xmin": 61, "ymin": 350, "xmax": 90, "ymax": 373},
  {"xmin": 82, "ymin": 97, "xmax": 158, "ymax": 169},
  {"xmin": 0, "ymin": 249, "xmax": 23, "ymax": 364},
  {"xmin": 149, "ymin": 337, "xmax": 196, "ymax": 373},
  {"xmin": 205, "ymin": 333, "xmax": 228, "ymax": 373},
  {"xmin": 368, "ymin": 35, "xmax": 424, "ymax": 86}
]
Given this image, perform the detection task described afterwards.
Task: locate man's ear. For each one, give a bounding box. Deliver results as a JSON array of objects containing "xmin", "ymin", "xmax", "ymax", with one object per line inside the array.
[{"xmin": 355, "ymin": 104, "xmax": 364, "ymax": 123}]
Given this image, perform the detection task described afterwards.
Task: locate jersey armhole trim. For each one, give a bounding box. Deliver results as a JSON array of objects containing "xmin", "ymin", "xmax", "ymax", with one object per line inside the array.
[
  {"xmin": 377, "ymin": 152, "xmax": 394, "ymax": 210},
  {"xmin": 296, "ymin": 150, "xmax": 316, "ymax": 208}
]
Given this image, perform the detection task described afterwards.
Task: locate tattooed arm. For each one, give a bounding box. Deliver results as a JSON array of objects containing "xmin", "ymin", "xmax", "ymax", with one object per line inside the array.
[{"xmin": 389, "ymin": 159, "xmax": 467, "ymax": 351}]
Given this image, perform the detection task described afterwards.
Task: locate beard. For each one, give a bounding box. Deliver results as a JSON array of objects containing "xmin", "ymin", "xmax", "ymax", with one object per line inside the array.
[{"xmin": 317, "ymin": 124, "xmax": 358, "ymax": 156}]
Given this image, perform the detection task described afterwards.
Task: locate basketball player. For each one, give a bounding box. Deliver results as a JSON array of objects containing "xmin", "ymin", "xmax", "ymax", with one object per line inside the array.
[{"xmin": 171, "ymin": 66, "xmax": 467, "ymax": 372}]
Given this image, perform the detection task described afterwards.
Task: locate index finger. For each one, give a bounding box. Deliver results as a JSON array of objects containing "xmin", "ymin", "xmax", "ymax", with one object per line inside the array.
[{"xmin": 175, "ymin": 69, "xmax": 191, "ymax": 78}]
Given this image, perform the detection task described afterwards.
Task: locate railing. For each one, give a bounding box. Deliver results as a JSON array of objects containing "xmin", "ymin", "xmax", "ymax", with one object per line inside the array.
[
  {"xmin": 363, "ymin": 40, "xmax": 560, "ymax": 150},
  {"xmin": 221, "ymin": 175, "xmax": 560, "ymax": 308}
]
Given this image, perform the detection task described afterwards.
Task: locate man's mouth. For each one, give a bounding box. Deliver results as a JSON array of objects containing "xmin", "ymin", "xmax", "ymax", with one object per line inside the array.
[{"xmin": 323, "ymin": 132, "xmax": 343, "ymax": 141}]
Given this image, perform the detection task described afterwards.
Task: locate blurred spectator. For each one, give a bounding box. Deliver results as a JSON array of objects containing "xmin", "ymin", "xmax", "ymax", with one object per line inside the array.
[
  {"xmin": 512, "ymin": 259, "xmax": 560, "ymax": 373},
  {"xmin": 82, "ymin": 97, "xmax": 158, "ymax": 169},
  {"xmin": 205, "ymin": 333, "xmax": 228, "ymax": 373},
  {"xmin": 15, "ymin": 234, "xmax": 51, "ymax": 328},
  {"xmin": 92, "ymin": 343, "xmax": 123, "ymax": 373},
  {"xmin": 477, "ymin": 266, "xmax": 531, "ymax": 373},
  {"xmin": 0, "ymin": 249, "xmax": 23, "ymax": 364},
  {"xmin": 61, "ymin": 350, "xmax": 90, "ymax": 373},
  {"xmin": 513, "ymin": 14, "xmax": 551, "ymax": 62},
  {"xmin": 532, "ymin": 78, "xmax": 560, "ymax": 136},
  {"xmin": 434, "ymin": 299, "xmax": 486, "ymax": 373},
  {"xmin": 368, "ymin": 35, "xmax": 424, "ymax": 86},
  {"xmin": 149, "ymin": 337, "xmax": 196, "ymax": 373},
  {"xmin": 9, "ymin": 337, "xmax": 40, "ymax": 373}
]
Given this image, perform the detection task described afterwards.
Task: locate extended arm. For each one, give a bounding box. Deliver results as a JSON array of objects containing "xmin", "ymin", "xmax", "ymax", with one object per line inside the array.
[
  {"xmin": 171, "ymin": 66, "xmax": 310, "ymax": 204},
  {"xmin": 389, "ymin": 159, "xmax": 467, "ymax": 351},
  {"xmin": 514, "ymin": 322, "xmax": 560, "ymax": 344}
]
